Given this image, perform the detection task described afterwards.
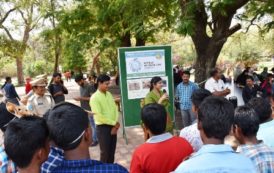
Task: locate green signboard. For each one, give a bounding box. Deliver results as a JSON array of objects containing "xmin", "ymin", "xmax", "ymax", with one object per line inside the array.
[{"xmin": 118, "ymin": 46, "xmax": 174, "ymax": 127}]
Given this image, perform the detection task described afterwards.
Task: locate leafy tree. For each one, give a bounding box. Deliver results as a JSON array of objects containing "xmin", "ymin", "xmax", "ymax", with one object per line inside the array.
[{"xmin": 178, "ymin": 0, "xmax": 274, "ymax": 83}]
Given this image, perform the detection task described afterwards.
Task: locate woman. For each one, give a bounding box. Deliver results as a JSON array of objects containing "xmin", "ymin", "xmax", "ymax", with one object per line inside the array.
[{"xmin": 142, "ymin": 76, "xmax": 173, "ymax": 139}]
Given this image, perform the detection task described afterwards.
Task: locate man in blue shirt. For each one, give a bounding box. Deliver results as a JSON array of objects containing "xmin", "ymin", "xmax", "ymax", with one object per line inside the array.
[
  {"xmin": 175, "ymin": 96, "xmax": 256, "ymax": 173},
  {"xmin": 176, "ymin": 71, "xmax": 198, "ymax": 127},
  {"xmin": 248, "ymin": 97, "xmax": 274, "ymax": 148},
  {"xmin": 2, "ymin": 77, "xmax": 20, "ymax": 105},
  {"xmin": 45, "ymin": 102, "xmax": 128, "ymax": 173}
]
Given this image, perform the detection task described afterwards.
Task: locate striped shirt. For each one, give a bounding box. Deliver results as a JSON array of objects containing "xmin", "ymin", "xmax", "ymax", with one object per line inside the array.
[{"xmin": 237, "ymin": 143, "xmax": 274, "ymax": 173}]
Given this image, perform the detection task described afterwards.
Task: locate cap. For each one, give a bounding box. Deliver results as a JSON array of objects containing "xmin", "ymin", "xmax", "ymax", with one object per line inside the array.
[
  {"xmin": 35, "ymin": 74, "xmax": 47, "ymax": 79},
  {"xmin": 0, "ymin": 102, "xmax": 17, "ymax": 131},
  {"xmin": 30, "ymin": 78, "xmax": 47, "ymax": 87},
  {"xmin": 75, "ymin": 74, "xmax": 84, "ymax": 83}
]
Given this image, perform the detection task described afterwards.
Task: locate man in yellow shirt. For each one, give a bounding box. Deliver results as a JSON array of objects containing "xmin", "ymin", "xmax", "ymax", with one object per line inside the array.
[{"xmin": 90, "ymin": 74, "xmax": 120, "ymax": 163}]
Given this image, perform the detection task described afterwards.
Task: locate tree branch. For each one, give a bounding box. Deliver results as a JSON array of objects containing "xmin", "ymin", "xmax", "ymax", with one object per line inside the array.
[
  {"xmin": 2, "ymin": 25, "xmax": 14, "ymax": 41},
  {"xmin": 18, "ymin": 10, "xmax": 28, "ymax": 24},
  {"xmin": 226, "ymin": 23, "xmax": 241, "ymax": 37},
  {"xmin": 0, "ymin": 7, "xmax": 17, "ymax": 25}
]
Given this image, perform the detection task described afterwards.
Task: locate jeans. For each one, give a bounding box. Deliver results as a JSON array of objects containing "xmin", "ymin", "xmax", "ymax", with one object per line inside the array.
[
  {"xmin": 96, "ymin": 125, "xmax": 117, "ymax": 163},
  {"xmin": 89, "ymin": 117, "xmax": 98, "ymax": 142},
  {"xmin": 181, "ymin": 109, "xmax": 196, "ymax": 128}
]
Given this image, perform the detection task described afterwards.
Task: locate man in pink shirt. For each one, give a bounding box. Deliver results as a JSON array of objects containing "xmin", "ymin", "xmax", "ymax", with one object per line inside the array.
[{"xmin": 130, "ymin": 103, "xmax": 193, "ymax": 173}]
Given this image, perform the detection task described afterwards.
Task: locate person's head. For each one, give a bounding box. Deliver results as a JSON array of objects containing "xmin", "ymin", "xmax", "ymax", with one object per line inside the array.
[
  {"xmin": 4, "ymin": 116, "xmax": 49, "ymax": 170},
  {"xmin": 247, "ymin": 97, "xmax": 272, "ymax": 123},
  {"xmin": 150, "ymin": 76, "xmax": 162, "ymax": 91},
  {"xmin": 97, "ymin": 74, "xmax": 111, "ymax": 92},
  {"xmin": 210, "ymin": 68, "xmax": 221, "ymax": 79},
  {"xmin": 266, "ymin": 73, "xmax": 273, "ymax": 82},
  {"xmin": 182, "ymin": 71, "xmax": 190, "ymax": 84},
  {"xmin": 5, "ymin": 77, "xmax": 11, "ymax": 83},
  {"xmin": 233, "ymin": 106, "xmax": 259, "ymax": 144},
  {"xmin": 263, "ymin": 67, "xmax": 268, "ymax": 72},
  {"xmin": 0, "ymin": 102, "xmax": 17, "ymax": 132},
  {"xmin": 141, "ymin": 103, "xmax": 167, "ymax": 136},
  {"xmin": 245, "ymin": 76, "xmax": 254, "ymax": 87},
  {"xmin": 52, "ymin": 73, "xmax": 62, "ymax": 84},
  {"xmin": 191, "ymin": 89, "xmax": 212, "ymax": 113},
  {"xmin": 31, "ymin": 78, "xmax": 47, "ymax": 96},
  {"xmin": 198, "ymin": 96, "xmax": 234, "ymax": 143},
  {"xmin": 45, "ymin": 102, "xmax": 91, "ymax": 151},
  {"xmin": 75, "ymin": 74, "xmax": 85, "ymax": 87}
]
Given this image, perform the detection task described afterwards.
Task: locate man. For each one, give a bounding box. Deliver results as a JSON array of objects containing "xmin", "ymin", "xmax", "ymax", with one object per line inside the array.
[
  {"xmin": 205, "ymin": 68, "xmax": 231, "ymax": 97},
  {"xmin": 242, "ymin": 76, "xmax": 261, "ymax": 104},
  {"xmin": 74, "ymin": 74, "xmax": 98, "ymax": 146},
  {"xmin": 130, "ymin": 104, "xmax": 193, "ymax": 173},
  {"xmin": 45, "ymin": 102, "xmax": 128, "ymax": 172},
  {"xmin": 176, "ymin": 71, "xmax": 198, "ymax": 127},
  {"xmin": 90, "ymin": 74, "xmax": 120, "ymax": 163},
  {"xmin": 4, "ymin": 116, "xmax": 50, "ymax": 173},
  {"xmin": 248, "ymin": 98, "xmax": 274, "ymax": 148},
  {"xmin": 48, "ymin": 73, "xmax": 68, "ymax": 104},
  {"xmin": 260, "ymin": 67, "xmax": 268, "ymax": 80},
  {"xmin": 180, "ymin": 89, "xmax": 212, "ymax": 152},
  {"xmin": 234, "ymin": 106, "xmax": 274, "ymax": 172},
  {"xmin": 2, "ymin": 77, "xmax": 20, "ymax": 105},
  {"xmin": 174, "ymin": 96, "xmax": 256, "ymax": 173},
  {"xmin": 27, "ymin": 78, "xmax": 55, "ymax": 117}
]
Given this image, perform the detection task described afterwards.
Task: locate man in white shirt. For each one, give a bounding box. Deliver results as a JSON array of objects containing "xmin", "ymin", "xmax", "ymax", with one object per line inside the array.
[{"xmin": 205, "ymin": 68, "xmax": 230, "ymax": 97}]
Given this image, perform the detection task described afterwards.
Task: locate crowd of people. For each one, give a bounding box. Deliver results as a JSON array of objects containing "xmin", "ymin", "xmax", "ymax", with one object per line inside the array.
[{"xmin": 0, "ymin": 66, "xmax": 273, "ymax": 173}]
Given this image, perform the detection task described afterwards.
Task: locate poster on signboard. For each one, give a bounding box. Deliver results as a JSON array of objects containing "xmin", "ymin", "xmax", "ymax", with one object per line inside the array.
[
  {"xmin": 125, "ymin": 50, "xmax": 166, "ymax": 78},
  {"xmin": 127, "ymin": 76, "xmax": 169, "ymax": 100}
]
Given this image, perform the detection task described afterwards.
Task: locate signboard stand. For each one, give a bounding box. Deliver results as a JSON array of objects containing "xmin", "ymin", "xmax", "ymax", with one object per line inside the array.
[{"xmin": 118, "ymin": 45, "xmax": 174, "ymax": 131}]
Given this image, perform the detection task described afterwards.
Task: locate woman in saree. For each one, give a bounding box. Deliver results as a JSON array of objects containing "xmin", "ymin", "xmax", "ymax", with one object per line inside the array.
[{"xmin": 142, "ymin": 76, "xmax": 173, "ymax": 140}]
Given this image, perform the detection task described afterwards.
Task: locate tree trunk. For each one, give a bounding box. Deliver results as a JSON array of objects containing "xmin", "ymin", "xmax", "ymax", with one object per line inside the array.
[
  {"xmin": 194, "ymin": 38, "xmax": 226, "ymax": 84},
  {"xmin": 136, "ymin": 37, "xmax": 145, "ymax": 46},
  {"xmin": 16, "ymin": 57, "xmax": 24, "ymax": 85},
  {"xmin": 53, "ymin": 36, "xmax": 61, "ymax": 73},
  {"xmin": 120, "ymin": 31, "xmax": 131, "ymax": 47}
]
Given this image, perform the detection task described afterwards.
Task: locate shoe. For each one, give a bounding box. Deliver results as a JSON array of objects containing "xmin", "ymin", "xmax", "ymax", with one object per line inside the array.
[{"xmin": 90, "ymin": 141, "xmax": 98, "ymax": 147}]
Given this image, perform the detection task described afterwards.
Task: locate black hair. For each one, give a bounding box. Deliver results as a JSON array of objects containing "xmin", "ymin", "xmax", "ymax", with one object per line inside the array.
[
  {"xmin": 141, "ymin": 103, "xmax": 166, "ymax": 135},
  {"xmin": 97, "ymin": 74, "xmax": 111, "ymax": 84},
  {"xmin": 247, "ymin": 97, "xmax": 272, "ymax": 123},
  {"xmin": 5, "ymin": 77, "xmax": 11, "ymax": 82},
  {"xmin": 45, "ymin": 102, "xmax": 89, "ymax": 150},
  {"xmin": 74, "ymin": 74, "xmax": 84, "ymax": 83},
  {"xmin": 191, "ymin": 89, "xmax": 212, "ymax": 108},
  {"xmin": 267, "ymin": 73, "xmax": 273, "ymax": 78},
  {"xmin": 1, "ymin": 77, "xmax": 11, "ymax": 89},
  {"xmin": 149, "ymin": 76, "xmax": 162, "ymax": 91},
  {"xmin": 246, "ymin": 76, "xmax": 254, "ymax": 81},
  {"xmin": 4, "ymin": 116, "xmax": 49, "ymax": 168},
  {"xmin": 210, "ymin": 68, "xmax": 219, "ymax": 77},
  {"xmin": 0, "ymin": 103, "xmax": 17, "ymax": 132},
  {"xmin": 53, "ymin": 72, "xmax": 62, "ymax": 78},
  {"xmin": 234, "ymin": 106, "xmax": 259, "ymax": 137},
  {"xmin": 182, "ymin": 71, "xmax": 190, "ymax": 76},
  {"xmin": 198, "ymin": 96, "xmax": 234, "ymax": 140}
]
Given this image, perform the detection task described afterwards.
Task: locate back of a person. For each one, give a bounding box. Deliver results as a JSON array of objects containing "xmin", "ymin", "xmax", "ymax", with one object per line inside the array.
[
  {"xmin": 175, "ymin": 145, "xmax": 256, "ymax": 173},
  {"xmin": 131, "ymin": 136, "xmax": 193, "ymax": 173},
  {"xmin": 238, "ymin": 143, "xmax": 274, "ymax": 173},
  {"xmin": 52, "ymin": 159, "xmax": 128, "ymax": 173},
  {"xmin": 257, "ymin": 120, "xmax": 274, "ymax": 148}
]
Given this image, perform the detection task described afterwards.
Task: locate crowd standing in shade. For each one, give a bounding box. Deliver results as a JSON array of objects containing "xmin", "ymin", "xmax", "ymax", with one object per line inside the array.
[{"xmin": 0, "ymin": 66, "xmax": 274, "ymax": 173}]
